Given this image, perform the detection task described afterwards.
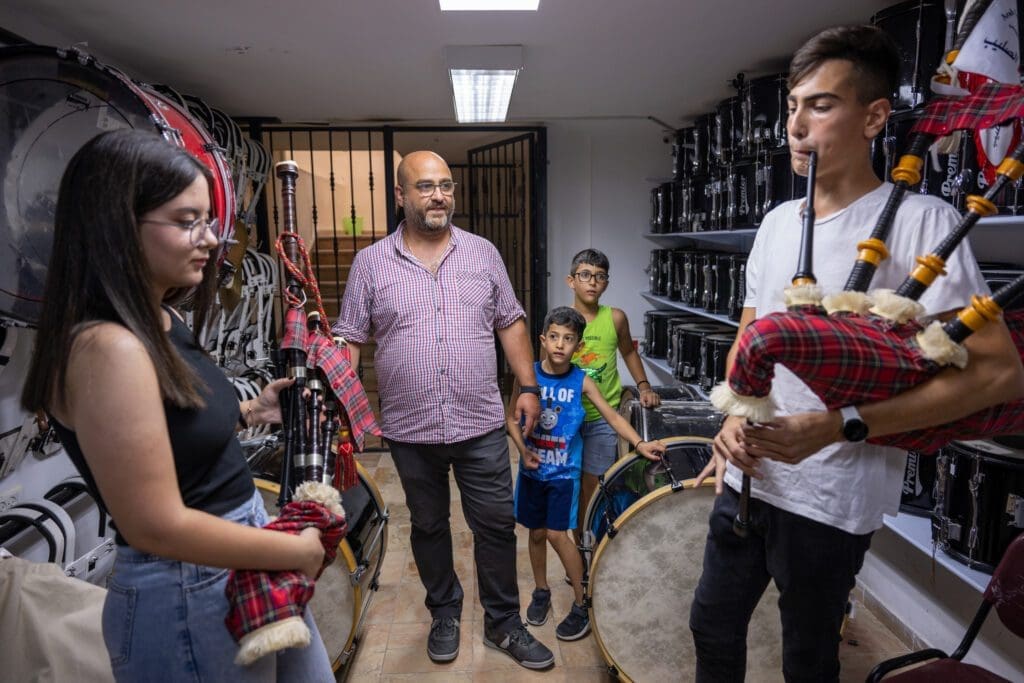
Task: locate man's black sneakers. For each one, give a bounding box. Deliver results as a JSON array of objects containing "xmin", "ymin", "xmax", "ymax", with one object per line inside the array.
[
  {"xmin": 483, "ymin": 623, "xmax": 555, "ymax": 669},
  {"xmin": 427, "ymin": 616, "xmax": 460, "ymax": 662}
]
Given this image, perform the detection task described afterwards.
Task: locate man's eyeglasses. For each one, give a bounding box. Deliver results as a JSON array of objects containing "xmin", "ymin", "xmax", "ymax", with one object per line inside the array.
[
  {"xmin": 573, "ymin": 270, "xmax": 609, "ymax": 284},
  {"xmin": 139, "ymin": 216, "xmax": 221, "ymax": 247},
  {"xmin": 408, "ymin": 181, "xmax": 457, "ymax": 197}
]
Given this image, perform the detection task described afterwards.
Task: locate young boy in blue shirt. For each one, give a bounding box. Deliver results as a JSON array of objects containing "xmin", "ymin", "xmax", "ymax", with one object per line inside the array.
[{"xmin": 507, "ymin": 306, "xmax": 666, "ymax": 640}]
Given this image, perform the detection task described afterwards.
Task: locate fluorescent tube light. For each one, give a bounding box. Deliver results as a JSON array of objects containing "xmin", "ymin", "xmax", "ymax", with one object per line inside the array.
[
  {"xmin": 445, "ymin": 45, "xmax": 524, "ymax": 123},
  {"xmin": 450, "ymin": 69, "xmax": 519, "ymax": 122},
  {"xmin": 440, "ymin": 0, "xmax": 540, "ymax": 10}
]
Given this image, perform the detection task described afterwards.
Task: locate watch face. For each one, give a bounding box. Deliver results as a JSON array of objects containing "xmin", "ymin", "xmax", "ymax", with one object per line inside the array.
[{"xmin": 844, "ymin": 419, "xmax": 869, "ymax": 442}]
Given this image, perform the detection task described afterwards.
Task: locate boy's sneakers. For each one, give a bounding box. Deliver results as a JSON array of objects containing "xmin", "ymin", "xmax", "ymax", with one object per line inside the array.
[
  {"xmin": 427, "ymin": 616, "xmax": 460, "ymax": 662},
  {"xmin": 483, "ymin": 623, "xmax": 555, "ymax": 669},
  {"xmin": 525, "ymin": 587, "xmax": 552, "ymax": 626},
  {"xmin": 556, "ymin": 602, "xmax": 591, "ymax": 641}
]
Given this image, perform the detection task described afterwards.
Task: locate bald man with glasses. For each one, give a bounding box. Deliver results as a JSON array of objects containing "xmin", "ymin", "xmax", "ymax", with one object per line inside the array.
[{"xmin": 333, "ymin": 151, "xmax": 555, "ymax": 670}]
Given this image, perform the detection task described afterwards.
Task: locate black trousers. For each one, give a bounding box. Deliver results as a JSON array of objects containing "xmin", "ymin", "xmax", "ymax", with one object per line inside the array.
[
  {"xmin": 689, "ymin": 485, "xmax": 873, "ymax": 683},
  {"xmin": 387, "ymin": 427, "xmax": 521, "ymax": 634}
]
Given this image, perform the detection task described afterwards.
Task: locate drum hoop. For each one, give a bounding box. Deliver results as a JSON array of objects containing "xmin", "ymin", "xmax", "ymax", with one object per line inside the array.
[
  {"xmin": 948, "ymin": 440, "xmax": 1024, "ymax": 464},
  {"xmin": 587, "ymin": 476, "xmax": 717, "ymax": 683},
  {"xmin": 583, "ymin": 435, "xmax": 713, "ymax": 534}
]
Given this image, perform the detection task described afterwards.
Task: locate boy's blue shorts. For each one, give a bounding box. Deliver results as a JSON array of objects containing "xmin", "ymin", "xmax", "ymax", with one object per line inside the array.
[{"xmin": 514, "ymin": 473, "xmax": 580, "ymax": 531}]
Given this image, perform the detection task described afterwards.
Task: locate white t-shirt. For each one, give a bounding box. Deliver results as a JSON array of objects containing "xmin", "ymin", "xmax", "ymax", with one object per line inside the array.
[{"xmin": 723, "ymin": 182, "xmax": 989, "ymax": 534}]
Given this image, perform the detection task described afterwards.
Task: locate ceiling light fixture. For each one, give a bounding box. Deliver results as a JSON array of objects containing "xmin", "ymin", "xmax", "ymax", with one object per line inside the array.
[
  {"xmin": 445, "ymin": 45, "xmax": 523, "ymax": 123},
  {"xmin": 440, "ymin": 0, "xmax": 540, "ymax": 10}
]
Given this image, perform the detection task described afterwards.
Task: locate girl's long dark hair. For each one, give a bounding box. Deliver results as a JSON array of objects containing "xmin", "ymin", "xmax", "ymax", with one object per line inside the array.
[{"xmin": 22, "ymin": 129, "xmax": 219, "ymax": 413}]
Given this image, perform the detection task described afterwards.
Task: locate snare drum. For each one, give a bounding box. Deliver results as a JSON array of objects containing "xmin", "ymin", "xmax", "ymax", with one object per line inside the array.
[
  {"xmin": 625, "ymin": 401, "xmax": 723, "ymax": 443},
  {"xmin": 699, "ymin": 333, "xmax": 735, "ymax": 391},
  {"xmin": 900, "ymin": 450, "xmax": 938, "ymax": 517},
  {"xmin": 255, "ymin": 467, "xmax": 388, "ymax": 671},
  {"xmin": 755, "ymin": 150, "xmax": 806, "ymax": 221},
  {"xmin": 0, "ymin": 46, "xmax": 235, "ymax": 324},
  {"xmin": 680, "ymin": 252, "xmax": 703, "ymax": 306},
  {"xmin": 672, "ymin": 128, "xmax": 694, "ymax": 181},
  {"xmin": 666, "ymin": 315, "xmax": 705, "ymax": 371},
  {"xmin": 667, "ymin": 250, "xmax": 687, "ymax": 301},
  {"xmin": 643, "ymin": 311, "xmax": 692, "ymax": 359},
  {"xmin": 714, "ymin": 96, "xmax": 743, "ymax": 165},
  {"xmin": 704, "ymin": 254, "xmax": 733, "ymax": 314},
  {"xmin": 872, "ymin": 0, "xmax": 946, "ymax": 111},
  {"xmin": 674, "ymin": 322, "xmax": 734, "ymax": 381},
  {"xmin": 691, "ymin": 114, "xmax": 716, "ymax": 177},
  {"xmin": 932, "ymin": 440, "xmax": 1024, "ymax": 573},
  {"xmin": 725, "ymin": 162, "xmax": 757, "ymax": 229},
  {"xmin": 587, "ymin": 477, "xmax": 783, "ymax": 681},
  {"xmin": 741, "ymin": 73, "xmax": 789, "ymax": 155},
  {"xmin": 647, "ymin": 249, "xmax": 671, "ymax": 296}
]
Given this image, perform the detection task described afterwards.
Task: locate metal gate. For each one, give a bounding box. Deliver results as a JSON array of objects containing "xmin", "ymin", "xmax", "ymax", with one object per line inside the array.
[{"xmin": 467, "ymin": 132, "xmax": 547, "ymax": 345}]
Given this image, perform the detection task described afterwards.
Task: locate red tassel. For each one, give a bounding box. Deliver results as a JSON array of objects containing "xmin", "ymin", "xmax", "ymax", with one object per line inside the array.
[{"xmin": 338, "ymin": 440, "xmax": 358, "ymax": 491}]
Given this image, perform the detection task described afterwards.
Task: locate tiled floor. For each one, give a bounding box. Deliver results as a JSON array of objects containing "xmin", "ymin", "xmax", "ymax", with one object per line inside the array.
[{"xmin": 339, "ymin": 445, "xmax": 909, "ymax": 682}]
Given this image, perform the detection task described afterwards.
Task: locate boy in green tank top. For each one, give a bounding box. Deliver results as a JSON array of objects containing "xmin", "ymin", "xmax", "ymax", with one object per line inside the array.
[{"xmin": 567, "ymin": 249, "xmax": 661, "ymax": 524}]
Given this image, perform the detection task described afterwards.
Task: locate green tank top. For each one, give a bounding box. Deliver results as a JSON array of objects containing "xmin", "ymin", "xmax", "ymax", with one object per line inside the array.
[{"xmin": 572, "ymin": 305, "xmax": 622, "ymax": 421}]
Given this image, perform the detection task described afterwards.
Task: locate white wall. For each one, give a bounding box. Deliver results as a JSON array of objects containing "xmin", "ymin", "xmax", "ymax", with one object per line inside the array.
[{"xmin": 545, "ymin": 119, "xmax": 670, "ymax": 384}]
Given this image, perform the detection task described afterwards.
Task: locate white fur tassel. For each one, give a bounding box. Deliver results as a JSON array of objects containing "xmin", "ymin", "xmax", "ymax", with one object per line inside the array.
[
  {"xmin": 916, "ymin": 320, "xmax": 969, "ymax": 369},
  {"xmin": 783, "ymin": 284, "xmax": 824, "ymax": 308},
  {"xmin": 822, "ymin": 291, "xmax": 873, "ymax": 316},
  {"xmin": 710, "ymin": 383, "xmax": 777, "ymax": 423},
  {"xmin": 293, "ymin": 480, "xmax": 345, "ymax": 517},
  {"xmin": 868, "ymin": 289, "xmax": 925, "ymax": 324},
  {"xmin": 235, "ymin": 616, "xmax": 311, "ymax": 665}
]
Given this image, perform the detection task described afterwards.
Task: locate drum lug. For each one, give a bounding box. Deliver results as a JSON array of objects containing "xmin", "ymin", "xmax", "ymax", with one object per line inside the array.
[
  {"xmin": 350, "ymin": 562, "xmax": 367, "ymax": 586},
  {"xmin": 606, "ymin": 523, "xmax": 617, "ymax": 539}
]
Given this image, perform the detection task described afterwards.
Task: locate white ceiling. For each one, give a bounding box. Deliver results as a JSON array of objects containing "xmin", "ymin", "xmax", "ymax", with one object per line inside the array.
[{"xmin": 1, "ymin": 0, "xmax": 897, "ymax": 128}]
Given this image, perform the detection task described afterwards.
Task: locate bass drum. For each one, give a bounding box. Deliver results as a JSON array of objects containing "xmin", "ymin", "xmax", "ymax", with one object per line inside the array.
[
  {"xmin": 255, "ymin": 467, "xmax": 388, "ymax": 673},
  {"xmin": 0, "ymin": 45, "xmax": 235, "ymax": 324},
  {"xmin": 583, "ymin": 436, "xmax": 712, "ymax": 565},
  {"xmin": 588, "ymin": 479, "xmax": 783, "ymax": 682}
]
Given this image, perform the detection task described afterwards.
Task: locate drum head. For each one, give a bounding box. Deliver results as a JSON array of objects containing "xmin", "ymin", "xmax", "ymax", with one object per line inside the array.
[
  {"xmin": 589, "ymin": 481, "xmax": 783, "ymax": 681},
  {"xmin": 0, "ymin": 47, "xmax": 159, "ymax": 323},
  {"xmin": 0, "ymin": 46, "xmax": 235, "ymax": 324}
]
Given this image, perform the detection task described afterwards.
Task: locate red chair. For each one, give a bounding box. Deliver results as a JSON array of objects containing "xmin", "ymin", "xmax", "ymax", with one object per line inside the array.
[{"xmin": 867, "ymin": 534, "xmax": 1024, "ymax": 682}]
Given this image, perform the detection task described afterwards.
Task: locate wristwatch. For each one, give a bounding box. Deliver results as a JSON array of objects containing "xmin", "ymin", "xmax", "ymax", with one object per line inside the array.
[
  {"xmin": 839, "ymin": 405, "xmax": 869, "ymax": 442},
  {"xmin": 520, "ymin": 385, "xmax": 541, "ymax": 396}
]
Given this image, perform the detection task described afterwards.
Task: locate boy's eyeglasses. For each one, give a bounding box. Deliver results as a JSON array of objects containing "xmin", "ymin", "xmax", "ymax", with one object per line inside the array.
[
  {"xmin": 139, "ymin": 216, "xmax": 220, "ymax": 247},
  {"xmin": 408, "ymin": 181, "xmax": 457, "ymax": 197},
  {"xmin": 573, "ymin": 270, "xmax": 609, "ymax": 283}
]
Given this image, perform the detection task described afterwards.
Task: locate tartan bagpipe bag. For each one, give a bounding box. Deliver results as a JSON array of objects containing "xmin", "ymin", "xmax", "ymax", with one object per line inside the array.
[
  {"xmin": 711, "ymin": 79, "xmax": 1024, "ymax": 454},
  {"xmin": 225, "ymin": 480, "xmax": 348, "ymax": 665}
]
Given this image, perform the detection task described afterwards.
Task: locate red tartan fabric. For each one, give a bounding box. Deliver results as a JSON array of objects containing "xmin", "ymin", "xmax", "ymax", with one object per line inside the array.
[
  {"xmin": 911, "ymin": 82, "xmax": 1024, "ymax": 137},
  {"xmin": 224, "ymin": 500, "xmax": 347, "ymax": 645},
  {"xmin": 727, "ymin": 308, "xmax": 1024, "ymax": 452},
  {"xmin": 280, "ymin": 305, "xmax": 381, "ymax": 458},
  {"xmin": 728, "ymin": 307, "xmax": 937, "ymax": 404}
]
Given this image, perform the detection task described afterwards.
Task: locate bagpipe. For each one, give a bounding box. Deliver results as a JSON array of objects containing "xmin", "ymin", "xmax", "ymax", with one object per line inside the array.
[
  {"xmin": 224, "ymin": 160, "xmax": 381, "ymax": 665},
  {"xmin": 713, "ymin": 0, "xmax": 1024, "ymax": 535}
]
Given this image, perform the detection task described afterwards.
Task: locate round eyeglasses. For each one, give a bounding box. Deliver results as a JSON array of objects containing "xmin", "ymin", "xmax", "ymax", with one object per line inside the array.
[
  {"xmin": 408, "ymin": 180, "xmax": 457, "ymax": 197},
  {"xmin": 139, "ymin": 216, "xmax": 221, "ymax": 247}
]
